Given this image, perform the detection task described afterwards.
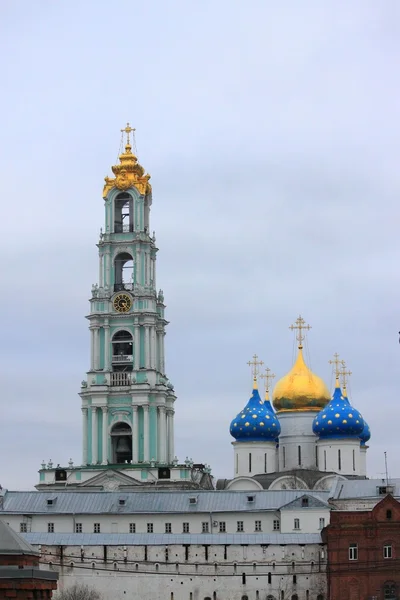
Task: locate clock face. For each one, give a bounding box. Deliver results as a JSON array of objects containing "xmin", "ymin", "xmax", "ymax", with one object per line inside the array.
[{"xmin": 113, "ymin": 293, "xmax": 132, "ymax": 313}]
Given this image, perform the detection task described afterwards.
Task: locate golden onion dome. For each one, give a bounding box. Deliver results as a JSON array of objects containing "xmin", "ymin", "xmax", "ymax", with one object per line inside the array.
[{"xmin": 272, "ymin": 346, "xmax": 330, "ymax": 413}]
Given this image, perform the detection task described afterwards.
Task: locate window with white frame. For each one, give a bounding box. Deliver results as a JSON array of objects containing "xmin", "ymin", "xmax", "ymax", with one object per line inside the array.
[
  {"xmin": 129, "ymin": 523, "xmax": 136, "ymax": 533},
  {"xmin": 94, "ymin": 523, "xmax": 100, "ymax": 533},
  {"xmin": 75, "ymin": 523, "xmax": 83, "ymax": 533},
  {"xmin": 219, "ymin": 521, "xmax": 226, "ymax": 533},
  {"xmin": 147, "ymin": 523, "xmax": 153, "ymax": 533},
  {"xmin": 20, "ymin": 523, "xmax": 27, "ymax": 533},
  {"xmin": 202, "ymin": 522, "xmax": 209, "ymax": 533},
  {"xmin": 183, "ymin": 522, "xmax": 190, "ymax": 533},
  {"xmin": 255, "ymin": 520, "xmax": 262, "ymax": 532},
  {"xmin": 273, "ymin": 519, "xmax": 280, "ymax": 531},
  {"xmin": 384, "ymin": 545, "xmax": 393, "ymax": 559},
  {"xmin": 349, "ymin": 543, "xmax": 358, "ymax": 560},
  {"xmin": 165, "ymin": 523, "xmax": 172, "ymax": 533},
  {"xmin": 319, "ymin": 518, "xmax": 325, "ymax": 529},
  {"xmin": 237, "ymin": 521, "xmax": 244, "ymax": 532},
  {"xmin": 48, "ymin": 522, "xmax": 55, "ymax": 533},
  {"xmin": 294, "ymin": 518, "xmax": 300, "ymax": 530}
]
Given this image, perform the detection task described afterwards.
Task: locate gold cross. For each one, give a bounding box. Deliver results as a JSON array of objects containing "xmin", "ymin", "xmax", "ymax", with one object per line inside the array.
[
  {"xmin": 329, "ymin": 353, "xmax": 345, "ymax": 378},
  {"xmin": 289, "ymin": 315, "xmax": 311, "ymax": 348},
  {"xmin": 260, "ymin": 367, "xmax": 275, "ymax": 393},
  {"xmin": 121, "ymin": 122, "xmax": 135, "ymax": 146},
  {"xmin": 247, "ymin": 354, "xmax": 264, "ymax": 379},
  {"xmin": 339, "ymin": 363, "xmax": 352, "ymax": 391}
]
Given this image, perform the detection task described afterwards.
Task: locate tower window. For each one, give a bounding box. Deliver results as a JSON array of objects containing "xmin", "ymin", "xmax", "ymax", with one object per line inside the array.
[
  {"xmin": 283, "ymin": 447, "xmax": 286, "ymax": 468},
  {"xmin": 298, "ymin": 446, "xmax": 301, "ymax": 466},
  {"xmin": 338, "ymin": 449, "xmax": 342, "ymax": 471},
  {"xmin": 324, "ymin": 450, "xmax": 327, "ymax": 471},
  {"xmin": 114, "ymin": 252, "xmax": 134, "ymax": 292},
  {"xmin": 114, "ymin": 192, "xmax": 133, "ymax": 233},
  {"xmin": 112, "ymin": 330, "xmax": 133, "ymax": 371},
  {"xmin": 249, "ymin": 452, "xmax": 252, "ymax": 473},
  {"xmin": 264, "ymin": 453, "xmax": 267, "ymax": 473},
  {"xmin": 353, "ymin": 449, "xmax": 355, "ymax": 471},
  {"xmin": 110, "ymin": 421, "xmax": 132, "ymax": 464}
]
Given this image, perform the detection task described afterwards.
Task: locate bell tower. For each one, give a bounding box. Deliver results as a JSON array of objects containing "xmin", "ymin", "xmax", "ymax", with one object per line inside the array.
[
  {"xmin": 79, "ymin": 124, "xmax": 176, "ymax": 471},
  {"xmin": 36, "ymin": 125, "xmax": 213, "ymax": 490}
]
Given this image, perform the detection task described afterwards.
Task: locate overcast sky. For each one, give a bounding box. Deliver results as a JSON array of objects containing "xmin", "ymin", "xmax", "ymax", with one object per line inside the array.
[{"xmin": 1, "ymin": 1, "xmax": 400, "ymax": 490}]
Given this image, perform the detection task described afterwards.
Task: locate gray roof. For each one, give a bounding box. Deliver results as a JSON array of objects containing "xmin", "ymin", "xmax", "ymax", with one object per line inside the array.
[
  {"xmin": 23, "ymin": 532, "xmax": 323, "ymax": 546},
  {"xmin": 0, "ymin": 520, "xmax": 38, "ymax": 556},
  {"xmin": 330, "ymin": 478, "xmax": 400, "ymax": 500},
  {"xmin": 217, "ymin": 470, "xmax": 366, "ymax": 490},
  {"xmin": 1, "ymin": 490, "xmax": 330, "ymax": 515},
  {"xmin": 280, "ymin": 494, "xmax": 330, "ymax": 510}
]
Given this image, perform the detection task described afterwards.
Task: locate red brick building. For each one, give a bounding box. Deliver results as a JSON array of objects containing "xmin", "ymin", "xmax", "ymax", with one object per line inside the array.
[
  {"xmin": 323, "ymin": 494, "xmax": 400, "ymax": 600},
  {"xmin": 0, "ymin": 519, "xmax": 58, "ymax": 599}
]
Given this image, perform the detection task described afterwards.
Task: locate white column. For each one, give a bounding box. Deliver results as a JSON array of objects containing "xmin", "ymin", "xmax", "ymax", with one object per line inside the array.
[
  {"xmin": 143, "ymin": 405, "xmax": 150, "ymax": 462},
  {"xmin": 134, "ymin": 324, "xmax": 140, "ymax": 370},
  {"xmin": 91, "ymin": 407, "xmax": 98, "ymax": 464},
  {"xmin": 144, "ymin": 326, "xmax": 150, "ymax": 368},
  {"xmin": 167, "ymin": 410, "xmax": 174, "ymax": 463},
  {"xmin": 102, "ymin": 407, "xmax": 108, "ymax": 464},
  {"xmin": 152, "ymin": 327, "xmax": 157, "ymax": 369},
  {"xmin": 90, "ymin": 329, "xmax": 95, "ymax": 370},
  {"xmin": 158, "ymin": 406, "xmax": 167, "ymax": 463},
  {"xmin": 104, "ymin": 323, "xmax": 110, "ymax": 370},
  {"xmin": 159, "ymin": 332, "xmax": 165, "ymax": 374},
  {"xmin": 95, "ymin": 328, "xmax": 101, "ymax": 370},
  {"xmin": 82, "ymin": 408, "xmax": 88, "ymax": 465},
  {"xmin": 132, "ymin": 406, "xmax": 139, "ymax": 463}
]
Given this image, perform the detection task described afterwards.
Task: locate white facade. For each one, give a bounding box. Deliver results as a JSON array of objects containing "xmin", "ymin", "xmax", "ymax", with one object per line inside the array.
[
  {"xmin": 232, "ymin": 441, "xmax": 277, "ymax": 478},
  {"xmin": 34, "ymin": 540, "xmax": 327, "ymax": 600},
  {"xmin": 278, "ymin": 412, "xmax": 318, "ymax": 472},
  {"xmin": 316, "ymin": 438, "xmax": 361, "ymax": 476}
]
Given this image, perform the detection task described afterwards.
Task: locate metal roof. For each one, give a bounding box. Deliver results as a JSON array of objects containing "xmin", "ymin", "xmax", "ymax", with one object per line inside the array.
[
  {"xmin": 0, "ymin": 520, "xmax": 38, "ymax": 556},
  {"xmin": 1, "ymin": 490, "xmax": 331, "ymax": 515},
  {"xmin": 23, "ymin": 532, "xmax": 323, "ymax": 546},
  {"xmin": 330, "ymin": 478, "xmax": 400, "ymax": 499}
]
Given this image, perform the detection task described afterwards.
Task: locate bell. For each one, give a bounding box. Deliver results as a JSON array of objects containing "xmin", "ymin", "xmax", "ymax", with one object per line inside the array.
[{"xmin": 116, "ymin": 437, "xmax": 131, "ymax": 453}]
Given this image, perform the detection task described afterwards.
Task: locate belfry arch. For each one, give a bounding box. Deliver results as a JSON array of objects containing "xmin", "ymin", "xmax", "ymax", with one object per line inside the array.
[
  {"xmin": 111, "ymin": 422, "xmax": 133, "ymax": 464},
  {"xmin": 114, "ymin": 252, "xmax": 134, "ymax": 291},
  {"xmin": 114, "ymin": 192, "xmax": 134, "ymax": 233}
]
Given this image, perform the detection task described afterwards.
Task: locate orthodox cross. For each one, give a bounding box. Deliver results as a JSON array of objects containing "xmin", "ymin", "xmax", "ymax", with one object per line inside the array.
[
  {"xmin": 121, "ymin": 122, "xmax": 135, "ymax": 146},
  {"xmin": 289, "ymin": 315, "xmax": 311, "ymax": 348},
  {"xmin": 260, "ymin": 367, "xmax": 275, "ymax": 394},
  {"xmin": 329, "ymin": 353, "xmax": 345, "ymax": 379},
  {"xmin": 247, "ymin": 354, "xmax": 264, "ymax": 380},
  {"xmin": 339, "ymin": 363, "xmax": 352, "ymax": 391}
]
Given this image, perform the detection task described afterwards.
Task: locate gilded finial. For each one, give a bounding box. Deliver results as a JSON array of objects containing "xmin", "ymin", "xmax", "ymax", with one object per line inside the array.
[
  {"xmin": 121, "ymin": 122, "xmax": 136, "ymax": 149},
  {"xmin": 289, "ymin": 315, "xmax": 311, "ymax": 349},
  {"xmin": 260, "ymin": 367, "xmax": 275, "ymax": 400},
  {"xmin": 329, "ymin": 353, "xmax": 345, "ymax": 386},
  {"xmin": 339, "ymin": 362, "xmax": 352, "ymax": 394},
  {"xmin": 247, "ymin": 354, "xmax": 264, "ymax": 388}
]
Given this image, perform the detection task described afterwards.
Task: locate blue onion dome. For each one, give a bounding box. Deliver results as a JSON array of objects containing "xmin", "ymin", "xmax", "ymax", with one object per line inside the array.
[
  {"xmin": 359, "ymin": 420, "xmax": 371, "ymax": 445},
  {"xmin": 312, "ymin": 378, "xmax": 365, "ymax": 439},
  {"xmin": 230, "ymin": 380, "xmax": 281, "ymax": 442}
]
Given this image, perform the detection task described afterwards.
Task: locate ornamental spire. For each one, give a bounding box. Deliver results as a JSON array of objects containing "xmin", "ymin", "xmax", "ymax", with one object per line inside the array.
[
  {"xmin": 260, "ymin": 367, "xmax": 275, "ymax": 401},
  {"xmin": 121, "ymin": 122, "xmax": 136, "ymax": 148},
  {"xmin": 329, "ymin": 352, "xmax": 345, "ymax": 387},
  {"xmin": 339, "ymin": 362, "xmax": 352, "ymax": 395},
  {"xmin": 247, "ymin": 354, "xmax": 264, "ymax": 388},
  {"xmin": 289, "ymin": 315, "xmax": 311, "ymax": 349}
]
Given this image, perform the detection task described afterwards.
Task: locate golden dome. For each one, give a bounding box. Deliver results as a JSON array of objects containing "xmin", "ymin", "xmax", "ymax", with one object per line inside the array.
[{"xmin": 272, "ymin": 347, "xmax": 330, "ymax": 413}]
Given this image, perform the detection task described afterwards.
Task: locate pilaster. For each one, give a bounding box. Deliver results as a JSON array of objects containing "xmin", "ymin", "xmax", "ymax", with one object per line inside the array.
[
  {"xmin": 91, "ymin": 407, "xmax": 98, "ymax": 465},
  {"xmin": 102, "ymin": 407, "xmax": 108, "ymax": 464},
  {"xmin": 158, "ymin": 406, "xmax": 167, "ymax": 463},
  {"xmin": 82, "ymin": 407, "xmax": 88, "ymax": 465},
  {"xmin": 143, "ymin": 405, "xmax": 150, "ymax": 462},
  {"xmin": 132, "ymin": 406, "xmax": 139, "ymax": 463}
]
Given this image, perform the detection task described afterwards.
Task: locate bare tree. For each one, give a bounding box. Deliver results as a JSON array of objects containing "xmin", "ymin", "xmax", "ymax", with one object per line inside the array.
[{"xmin": 55, "ymin": 583, "xmax": 102, "ymax": 600}]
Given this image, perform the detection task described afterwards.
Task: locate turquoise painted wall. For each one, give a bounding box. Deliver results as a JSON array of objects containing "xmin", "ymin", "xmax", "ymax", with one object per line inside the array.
[
  {"xmin": 99, "ymin": 328, "xmax": 105, "ymax": 369},
  {"xmin": 149, "ymin": 404, "xmax": 157, "ymax": 461},
  {"xmin": 88, "ymin": 408, "xmax": 92, "ymax": 464},
  {"xmin": 141, "ymin": 250, "xmax": 145, "ymax": 285},
  {"xmin": 97, "ymin": 408, "xmax": 102, "ymax": 463}
]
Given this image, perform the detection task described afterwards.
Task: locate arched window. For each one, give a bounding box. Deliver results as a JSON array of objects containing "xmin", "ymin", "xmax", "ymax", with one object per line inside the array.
[
  {"xmin": 114, "ymin": 252, "xmax": 134, "ymax": 291},
  {"xmin": 112, "ymin": 330, "xmax": 133, "ymax": 371},
  {"xmin": 111, "ymin": 422, "xmax": 132, "ymax": 464},
  {"xmin": 384, "ymin": 582, "xmax": 396, "ymax": 600},
  {"xmin": 387, "ymin": 509, "xmax": 393, "ymax": 520},
  {"xmin": 114, "ymin": 192, "xmax": 133, "ymax": 233}
]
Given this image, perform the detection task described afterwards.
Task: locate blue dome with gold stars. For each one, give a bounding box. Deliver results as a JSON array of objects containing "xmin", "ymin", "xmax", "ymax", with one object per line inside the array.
[
  {"xmin": 312, "ymin": 380, "xmax": 364, "ymax": 439},
  {"xmin": 359, "ymin": 420, "xmax": 371, "ymax": 445},
  {"xmin": 230, "ymin": 381, "xmax": 281, "ymax": 442}
]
